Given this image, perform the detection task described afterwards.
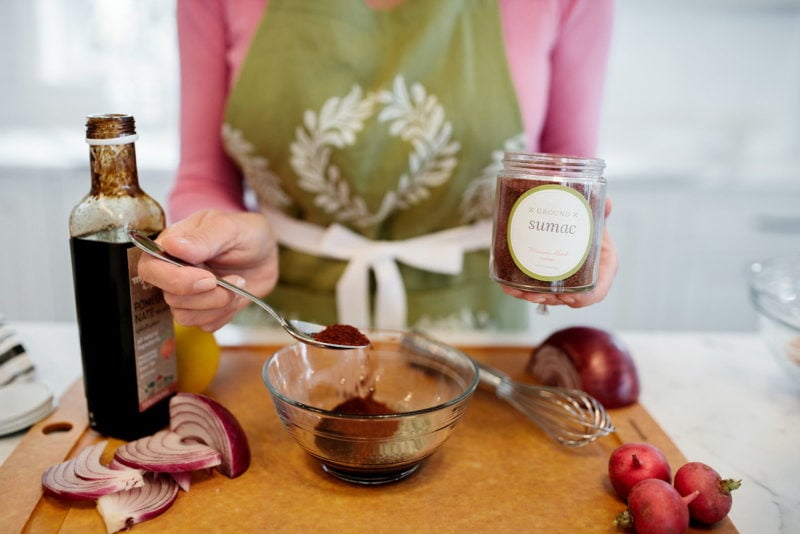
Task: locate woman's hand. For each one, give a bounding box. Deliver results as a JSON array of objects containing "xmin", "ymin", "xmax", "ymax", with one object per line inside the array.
[
  {"xmin": 501, "ymin": 198, "xmax": 619, "ymax": 308},
  {"xmin": 137, "ymin": 209, "xmax": 279, "ymax": 331}
]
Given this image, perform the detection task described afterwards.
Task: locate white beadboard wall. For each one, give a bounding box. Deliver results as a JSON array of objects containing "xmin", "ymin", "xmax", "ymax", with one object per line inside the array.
[{"xmin": 1, "ymin": 1, "xmax": 800, "ymax": 334}]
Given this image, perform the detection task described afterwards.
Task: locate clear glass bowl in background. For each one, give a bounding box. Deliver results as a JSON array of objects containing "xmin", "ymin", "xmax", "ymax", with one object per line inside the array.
[
  {"xmin": 262, "ymin": 330, "xmax": 479, "ymax": 485},
  {"xmin": 748, "ymin": 254, "xmax": 800, "ymax": 383}
]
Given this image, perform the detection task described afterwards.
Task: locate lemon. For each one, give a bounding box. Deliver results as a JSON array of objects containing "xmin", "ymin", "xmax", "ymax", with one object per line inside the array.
[{"xmin": 173, "ymin": 323, "xmax": 221, "ymax": 393}]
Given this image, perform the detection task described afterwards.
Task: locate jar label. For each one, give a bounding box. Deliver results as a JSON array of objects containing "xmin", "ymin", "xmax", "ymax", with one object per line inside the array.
[
  {"xmin": 507, "ymin": 184, "xmax": 594, "ymax": 281},
  {"xmin": 128, "ymin": 246, "xmax": 177, "ymax": 411}
]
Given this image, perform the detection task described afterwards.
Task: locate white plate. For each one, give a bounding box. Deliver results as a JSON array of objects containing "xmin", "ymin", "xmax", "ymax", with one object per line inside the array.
[
  {"xmin": 0, "ymin": 405, "xmax": 55, "ymax": 436},
  {"xmin": 0, "ymin": 382, "xmax": 54, "ymax": 436}
]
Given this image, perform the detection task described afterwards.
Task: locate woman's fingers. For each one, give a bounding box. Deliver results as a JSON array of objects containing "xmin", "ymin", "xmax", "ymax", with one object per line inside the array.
[
  {"xmin": 135, "ymin": 209, "xmax": 278, "ymax": 332},
  {"xmin": 502, "ymin": 196, "xmax": 619, "ymax": 308}
]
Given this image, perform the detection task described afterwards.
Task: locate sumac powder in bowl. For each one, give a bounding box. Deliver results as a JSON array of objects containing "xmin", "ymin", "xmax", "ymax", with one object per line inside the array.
[
  {"xmin": 491, "ymin": 152, "xmax": 606, "ymax": 293},
  {"xmin": 262, "ymin": 330, "xmax": 479, "ymax": 485}
]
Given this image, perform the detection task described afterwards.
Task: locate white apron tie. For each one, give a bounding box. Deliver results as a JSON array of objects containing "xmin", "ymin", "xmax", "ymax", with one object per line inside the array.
[{"xmin": 263, "ymin": 209, "xmax": 492, "ymax": 329}]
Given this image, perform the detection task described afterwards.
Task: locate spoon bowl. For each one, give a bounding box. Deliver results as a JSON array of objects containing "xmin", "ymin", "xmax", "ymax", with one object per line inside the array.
[{"xmin": 128, "ymin": 230, "xmax": 369, "ymax": 350}]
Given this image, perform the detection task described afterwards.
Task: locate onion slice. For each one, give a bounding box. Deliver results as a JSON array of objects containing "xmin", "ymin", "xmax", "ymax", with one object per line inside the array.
[
  {"xmin": 170, "ymin": 471, "xmax": 192, "ymax": 492},
  {"xmin": 169, "ymin": 392, "xmax": 251, "ymax": 478},
  {"xmin": 528, "ymin": 326, "xmax": 640, "ymax": 409},
  {"xmin": 113, "ymin": 430, "xmax": 222, "ymax": 473},
  {"xmin": 97, "ymin": 472, "xmax": 179, "ymax": 533},
  {"xmin": 42, "ymin": 441, "xmax": 144, "ymax": 501}
]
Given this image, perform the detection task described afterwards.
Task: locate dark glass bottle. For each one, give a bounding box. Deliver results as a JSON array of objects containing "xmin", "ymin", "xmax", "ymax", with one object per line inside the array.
[{"xmin": 69, "ymin": 114, "xmax": 176, "ymax": 441}]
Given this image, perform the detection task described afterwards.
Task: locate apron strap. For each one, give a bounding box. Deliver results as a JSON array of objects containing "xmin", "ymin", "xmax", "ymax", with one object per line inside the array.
[{"xmin": 263, "ymin": 209, "xmax": 492, "ymax": 329}]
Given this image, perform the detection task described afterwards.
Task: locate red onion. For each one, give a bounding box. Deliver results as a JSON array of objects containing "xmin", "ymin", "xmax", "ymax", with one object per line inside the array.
[
  {"xmin": 41, "ymin": 394, "xmax": 249, "ymax": 530},
  {"xmin": 42, "ymin": 441, "xmax": 144, "ymax": 501},
  {"xmin": 528, "ymin": 326, "xmax": 640, "ymax": 409},
  {"xmin": 97, "ymin": 472, "xmax": 179, "ymax": 533},
  {"xmin": 170, "ymin": 471, "xmax": 193, "ymax": 492},
  {"xmin": 169, "ymin": 392, "xmax": 251, "ymax": 478},
  {"xmin": 113, "ymin": 430, "xmax": 222, "ymax": 473}
]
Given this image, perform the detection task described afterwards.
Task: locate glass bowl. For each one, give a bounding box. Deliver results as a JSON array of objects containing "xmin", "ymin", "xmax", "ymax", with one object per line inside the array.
[
  {"xmin": 262, "ymin": 330, "xmax": 479, "ymax": 485},
  {"xmin": 748, "ymin": 254, "xmax": 800, "ymax": 382}
]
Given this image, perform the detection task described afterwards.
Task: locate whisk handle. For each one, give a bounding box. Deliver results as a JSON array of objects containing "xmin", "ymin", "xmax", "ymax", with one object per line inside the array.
[{"xmin": 476, "ymin": 361, "xmax": 510, "ymax": 392}]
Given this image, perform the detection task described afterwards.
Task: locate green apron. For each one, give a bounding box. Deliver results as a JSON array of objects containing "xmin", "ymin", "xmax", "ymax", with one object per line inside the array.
[{"xmin": 223, "ymin": 0, "xmax": 528, "ymax": 330}]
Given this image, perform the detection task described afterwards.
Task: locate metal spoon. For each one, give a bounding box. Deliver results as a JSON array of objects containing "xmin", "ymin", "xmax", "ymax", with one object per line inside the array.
[{"xmin": 128, "ymin": 230, "xmax": 369, "ymax": 350}]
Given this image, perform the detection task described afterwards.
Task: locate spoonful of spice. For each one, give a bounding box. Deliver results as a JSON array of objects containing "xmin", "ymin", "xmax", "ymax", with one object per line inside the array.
[{"xmin": 129, "ymin": 230, "xmax": 370, "ymax": 350}]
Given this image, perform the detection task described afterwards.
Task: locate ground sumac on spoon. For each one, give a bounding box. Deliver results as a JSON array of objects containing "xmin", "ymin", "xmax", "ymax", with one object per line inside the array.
[{"xmin": 313, "ymin": 324, "xmax": 371, "ymax": 346}]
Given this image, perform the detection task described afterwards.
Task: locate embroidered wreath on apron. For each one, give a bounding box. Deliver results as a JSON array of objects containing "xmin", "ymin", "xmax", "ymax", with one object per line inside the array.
[
  {"xmin": 223, "ymin": 75, "xmax": 525, "ymax": 227},
  {"xmin": 289, "ymin": 75, "xmax": 460, "ymax": 229},
  {"xmin": 222, "ymin": 124, "xmax": 292, "ymax": 210}
]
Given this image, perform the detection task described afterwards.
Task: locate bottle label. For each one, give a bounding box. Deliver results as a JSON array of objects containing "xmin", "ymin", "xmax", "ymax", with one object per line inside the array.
[
  {"xmin": 506, "ymin": 184, "xmax": 594, "ymax": 281},
  {"xmin": 128, "ymin": 246, "xmax": 177, "ymax": 411}
]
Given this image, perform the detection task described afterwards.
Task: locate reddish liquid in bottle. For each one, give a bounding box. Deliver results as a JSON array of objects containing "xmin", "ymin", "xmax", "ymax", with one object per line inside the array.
[{"xmin": 70, "ymin": 236, "xmax": 173, "ymax": 441}]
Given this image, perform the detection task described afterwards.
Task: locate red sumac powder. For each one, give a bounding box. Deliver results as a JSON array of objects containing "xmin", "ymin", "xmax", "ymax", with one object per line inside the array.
[
  {"xmin": 313, "ymin": 324, "xmax": 370, "ymax": 346},
  {"xmin": 490, "ymin": 152, "xmax": 606, "ymax": 293},
  {"xmin": 314, "ymin": 393, "xmax": 400, "ymax": 463}
]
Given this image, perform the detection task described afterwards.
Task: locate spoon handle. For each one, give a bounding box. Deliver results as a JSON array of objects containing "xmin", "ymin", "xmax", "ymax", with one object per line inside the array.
[
  {"xmin": 128, "ymin": 229, "xmax": 373, "ymax": 350},
  {"xmin": 127, "ymin": 230, "xmax": 288, "ymax": 328},
  {"xmin": 212, "ymin": 278, "xmax": 288, "ymax": 328}
]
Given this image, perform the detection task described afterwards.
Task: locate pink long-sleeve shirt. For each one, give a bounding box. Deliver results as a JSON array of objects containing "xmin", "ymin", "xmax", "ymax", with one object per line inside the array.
[{"xmin": 170, "ymin": 0, "xmax": 614, "ymax": 222}]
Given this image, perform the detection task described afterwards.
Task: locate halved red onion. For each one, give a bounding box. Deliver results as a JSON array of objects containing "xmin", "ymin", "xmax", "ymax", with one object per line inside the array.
[
  {"xmin": 113, "ymin": 430, "xmax": 222, "ymax": 473},
  {"xmin": 528, "ymin": 326, "xmax": 640, "ymax": 409},
  {"xmin": 97, "ymin": 472, "xmax": 179, "ymax": 533},
  {"xmin": 42, "ymin": 441, "xmax": 144, "ymax": 501},
  {"xmin": 169, "ymin": 392, "xmax": 251, "ymax": 478}
]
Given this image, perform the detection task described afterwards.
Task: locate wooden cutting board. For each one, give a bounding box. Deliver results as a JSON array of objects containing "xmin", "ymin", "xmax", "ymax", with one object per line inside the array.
[{"xmin": 0, "ymin": 344, "xmax": 738, "ymax": 533}]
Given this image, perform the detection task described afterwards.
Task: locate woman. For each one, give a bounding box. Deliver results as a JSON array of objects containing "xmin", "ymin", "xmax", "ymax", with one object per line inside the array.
[{"xmin": 138, "ymin": 0, "xmax": 619, "ymax": 332}]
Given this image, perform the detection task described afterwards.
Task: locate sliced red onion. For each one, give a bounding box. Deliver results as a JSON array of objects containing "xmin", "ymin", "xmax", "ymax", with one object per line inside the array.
[
  {"xmin": 107, "ymin": 458, "xmax": 130, "ymax": 471},
  {"xmin": 528, "ymin": 326, "xmax": 640, "ymax": 409},
  {"xmin": 170, "ymin": 470, "xmax": 192, "ymax": 492},
  {"xmin": 41, "ymin": 441, "xmax": 144, "ymax": 501},
  {"xmin": 169, "ymin": 392, "xmax": 251, "ymax": 478},
  {"xmin": 113, "ymin": 430, "xmax": 222, "ymax": 473},
  {"xmin": 97, "ymin": 472, "xmax": 179, "ymax": 533}
]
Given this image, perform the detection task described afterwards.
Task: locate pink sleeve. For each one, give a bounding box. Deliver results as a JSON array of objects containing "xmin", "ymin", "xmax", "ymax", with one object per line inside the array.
[
  {"xmin": 541, "ymin": 0, "xmax": 615, "ymax": 157},
  {"xmin": 169, "ymin": 0, "xmax": 247, "ymax": 223}
]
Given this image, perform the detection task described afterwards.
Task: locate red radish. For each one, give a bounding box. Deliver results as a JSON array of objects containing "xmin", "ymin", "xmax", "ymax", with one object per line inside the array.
[
  {"xmin": 673, "ymin": 462, "xmax": 741, "ymax": 524},
  {"xmin": 614, "ymin": 478, "xmax": 698, "ymax": 534},
  {"xmin": 608, "ymin": 442, "xmax": 671, "ymax": 500},
  {"xmin": 528, "ymin": 326, "xmax": 640, "ymax": 408}
]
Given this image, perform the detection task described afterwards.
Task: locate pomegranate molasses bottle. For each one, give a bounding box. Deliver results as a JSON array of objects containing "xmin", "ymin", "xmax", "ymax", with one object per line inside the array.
[{"xmin": 69, "ymin": 114, "xmax": 176, "ymax": 441}]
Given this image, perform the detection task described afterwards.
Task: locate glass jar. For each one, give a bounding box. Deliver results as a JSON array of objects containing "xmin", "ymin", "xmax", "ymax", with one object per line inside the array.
[{"xmin": 490, "ymin": 152, "xmax": 607, "ymax": 293}]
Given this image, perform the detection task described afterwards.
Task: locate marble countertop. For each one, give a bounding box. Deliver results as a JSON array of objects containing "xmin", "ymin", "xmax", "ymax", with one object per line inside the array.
[{"xmin": 2, "ymin": 322, "xmax": 798, "ymax": 533}]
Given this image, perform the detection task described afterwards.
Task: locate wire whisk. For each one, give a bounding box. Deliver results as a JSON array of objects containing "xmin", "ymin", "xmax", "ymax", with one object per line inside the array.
[
  {"xmin": 400, "ymin": 331, "xmax": 614, "ymax": 448},
  {"xmin": 477, "ymin": 362, "xmax": 615, "ymax": 447}
]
